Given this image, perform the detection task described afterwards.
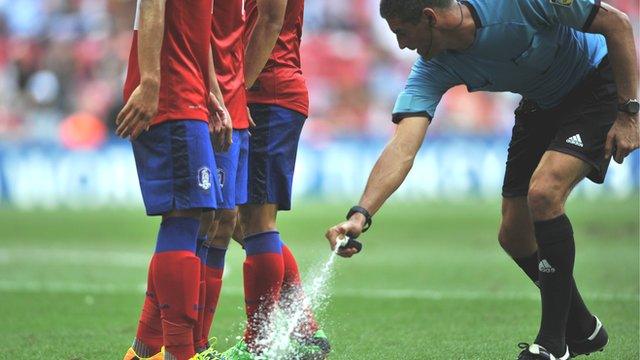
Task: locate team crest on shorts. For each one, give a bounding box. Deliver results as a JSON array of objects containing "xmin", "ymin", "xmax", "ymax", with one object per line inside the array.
[
  {"xmin": 550, "ymin": 0, "xmax": 573, "ymax": 7},
  {"xmin": 198, "ymin": 167, "xmax": 212, "ymax": 191},
  {"xmin": 217, "ymin": 168, "xmax": 225, "ymax": 189}
]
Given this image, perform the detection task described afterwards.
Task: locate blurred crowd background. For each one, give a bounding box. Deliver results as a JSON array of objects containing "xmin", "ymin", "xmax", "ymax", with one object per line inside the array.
[{"xmin": 0, "ymin": 0, "xmax": 638, "ymax": 149}]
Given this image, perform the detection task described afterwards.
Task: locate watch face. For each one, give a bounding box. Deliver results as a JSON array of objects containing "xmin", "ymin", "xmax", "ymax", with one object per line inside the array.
[{"xmin": 629, "ymin": 101, "xmax": 640, "ymax": 114}]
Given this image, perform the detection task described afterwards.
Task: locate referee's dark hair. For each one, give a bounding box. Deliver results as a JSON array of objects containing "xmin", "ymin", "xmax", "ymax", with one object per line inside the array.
[{"xmin": 380, "ymin": 0, "xmax": 455, "ymax": 23}]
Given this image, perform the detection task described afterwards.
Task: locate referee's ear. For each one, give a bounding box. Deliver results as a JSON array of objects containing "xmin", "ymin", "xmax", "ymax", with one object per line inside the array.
[{"xmin": 421, "ymin": 7, "xmax": 438, "ymax": 27}]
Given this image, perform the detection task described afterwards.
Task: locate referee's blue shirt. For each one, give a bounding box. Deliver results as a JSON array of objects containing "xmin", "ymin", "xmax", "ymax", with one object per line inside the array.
[{"xmin": 392, "ymin": 0, "xmax": 607, "ymax": 122}]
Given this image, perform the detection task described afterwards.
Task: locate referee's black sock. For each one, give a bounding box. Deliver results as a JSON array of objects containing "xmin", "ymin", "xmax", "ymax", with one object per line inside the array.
[
  {"xmin": 533, "ymin": 214, "xmax": 575, "ymax": 357},
  {"xmin": 513, "ymin": 253, "xmax": 594, "ymax": 341}
]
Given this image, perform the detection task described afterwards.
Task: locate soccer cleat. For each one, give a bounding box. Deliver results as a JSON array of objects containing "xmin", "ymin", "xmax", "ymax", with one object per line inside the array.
[
  {"xmin": 196, "ymin": 338, "xmax": 224, "ymax": 360},
  {"xmin": 567, "ymin": 316, "xmax": 609, "ymax": 357},
  {"xmin": 290, "ymin": 329, "xmax": 331, "ymax": 360},
  {"xmin": 220, "ymin": 340, "xmax": 256, "ymax": 360},
  {"xmin": 517, "ymin": 343, "xmax": 569, "ymax": 360},
  {"xmin": 123, "ymin": 347, "xmax": 164, "ymax": 360}
]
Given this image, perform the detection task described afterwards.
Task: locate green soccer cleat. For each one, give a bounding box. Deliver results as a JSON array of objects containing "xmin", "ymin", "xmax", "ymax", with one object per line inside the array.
[
  {"xmin": 197, "ymin": 338, "xmax": 224, "ymax": 360},
  {"xmin": 220, "ymin": 340, "xmax": 256, "ymax": 360},
  {"xmin": 290, "ymin": 329, "xmax": 331, "ymax": 360}
]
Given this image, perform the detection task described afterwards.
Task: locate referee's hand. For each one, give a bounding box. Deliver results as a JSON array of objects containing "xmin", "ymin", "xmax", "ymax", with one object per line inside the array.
[
  {"xmin": 605, "ymin": 113, "xmax": 639, "ymax": 164},
  {"xmin": 325, "ymin": 216, "xmax": 365, "ymax": 258}
]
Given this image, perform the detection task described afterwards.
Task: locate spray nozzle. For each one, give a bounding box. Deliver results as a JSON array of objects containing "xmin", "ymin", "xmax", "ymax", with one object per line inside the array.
[{"xmin": 336, "ymin": 235, "xmax": 363, "ymax": 253}]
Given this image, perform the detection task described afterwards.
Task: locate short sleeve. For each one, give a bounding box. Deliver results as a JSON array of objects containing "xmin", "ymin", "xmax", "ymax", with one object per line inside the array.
[
  {"xmin": 519, "ymin": 0, "xmax": 601, "ymax": 31},
  {"xmin": 392, "ymin": 58, "xmax": 459, "ymax": 124}
]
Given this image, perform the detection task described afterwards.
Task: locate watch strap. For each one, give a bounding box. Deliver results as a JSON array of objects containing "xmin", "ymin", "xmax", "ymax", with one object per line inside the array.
[{"xmin": 347, "ymin": 205, "xmax": 372, "ymax": 233}]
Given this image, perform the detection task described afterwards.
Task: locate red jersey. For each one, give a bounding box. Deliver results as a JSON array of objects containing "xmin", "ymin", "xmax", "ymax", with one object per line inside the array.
[
  {"xmin": 245, "ymin": 0, "xmax": 309, "ymax": 117},
  {"xmin": 212, "ymin": 0, "xmax": 249, "ymax": 129},
  {"xmin": 124, "ymin": 0, "xmax": 212, "ymax": 126}
]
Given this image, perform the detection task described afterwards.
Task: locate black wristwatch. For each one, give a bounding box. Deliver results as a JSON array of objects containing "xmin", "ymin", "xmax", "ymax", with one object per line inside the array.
[
  {"xmin": 618, "ymin": 99, "xmax": 639, "ymax": 115},
  {"xmin": 346, "ymin": 205, "xmax": 372, "ymax": 233}
]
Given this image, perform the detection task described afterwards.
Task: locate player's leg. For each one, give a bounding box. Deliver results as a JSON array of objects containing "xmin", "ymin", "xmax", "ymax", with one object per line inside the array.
[
  {"xmin": 236, "ymin": 104, "xmax": 315, "ymax": 354},
  {"xmin": 195, "ymin": 129, "xmax": 249, "ymax": 355},
  {"xmin": 238, "ymin": 203, "xmax": 285, "ymax": 353},
  {"xmin": 193, "ymin": 210, "xmax": 215, "ymax": 352},
  {"xmin": 198, "ymin": 208, "xmax": 236, "ymax": 346},
  {"xmin": 125, "ymin": 120, "xmax": 219, "ymax": 360},
  {"xmin": 155, "ymin": 208, "xmax": 205, "ymax": 360}
]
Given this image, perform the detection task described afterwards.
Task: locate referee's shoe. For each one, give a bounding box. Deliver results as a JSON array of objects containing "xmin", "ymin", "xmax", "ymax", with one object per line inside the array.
[
  {"xmin": 517, "ymin": 343, "xmax": 569, "ymax": 360},
  {"xmin": 567, "ymin": 316, "xmax": 608, "ymax": 357}
]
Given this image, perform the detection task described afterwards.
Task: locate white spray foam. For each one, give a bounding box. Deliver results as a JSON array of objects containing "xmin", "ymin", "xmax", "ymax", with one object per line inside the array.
[{"xmin": 249, "ymin": 239, "xmax": 345, "ymax": 359}]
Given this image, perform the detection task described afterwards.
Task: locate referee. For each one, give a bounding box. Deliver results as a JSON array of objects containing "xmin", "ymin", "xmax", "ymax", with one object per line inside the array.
[{"xmin": 325, "ymin": 0, "xmax": 638, "ymax": 359}]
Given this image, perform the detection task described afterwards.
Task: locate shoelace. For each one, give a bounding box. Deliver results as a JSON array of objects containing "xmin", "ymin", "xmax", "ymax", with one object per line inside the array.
[
  {"xmin": 518, "ymin": 343, "xmax": 531, "ymax": 350},
  {"xmin": 198, "ymin": 349, "xmax": 223, "ymax": 360}
]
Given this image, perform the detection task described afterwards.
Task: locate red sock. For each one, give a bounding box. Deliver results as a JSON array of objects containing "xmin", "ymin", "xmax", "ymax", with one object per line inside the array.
[
  {"xmin": 200, "ymin": 246, "xmax": 226, "ymax": 347},
  {"xmin": 201, "ymin": 266, "xmax": 224, "ymax": 342},
  {"xmin": 135, "ymin": 258, "xmax": 163, "ymax": 354},
  {"xmin": 281, "ymin": 244, "xmax": 318, "ymax": 338},
  {"xmin": 154, "ymin": 251, "xmax": 200, "ymax": 359},
  {"xmin": 242, "ymin": 231, "xmax": 285, "ymax": 352},
  {"xmin": 193, "ymin": 259, "xmax": 207, "ymax": 351},
  {"xmin": 153, "ymin": 217, "xmax": 201, "ymax": 360}
]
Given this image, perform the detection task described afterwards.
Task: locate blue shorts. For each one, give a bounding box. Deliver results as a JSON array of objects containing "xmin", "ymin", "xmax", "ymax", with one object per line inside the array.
[
  {"xmin": 246, "ymin": 104, "xmax": 306, "ymax": 211},
  {"xmin": 132, "ymin": 120, "xmax": 221, "ymax": 216},
  {"xmin": 214, "ymin": 129, "xmax": 249, "ymax": 209}
]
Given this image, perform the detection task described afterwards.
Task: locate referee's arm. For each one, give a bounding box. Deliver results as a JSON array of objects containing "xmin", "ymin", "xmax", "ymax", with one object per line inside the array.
[
  {"xmin": 357, "ymin": 116, "xmax": 430, "ymax": 217},
  {"xmin": 587, "ymin": 2, "xmax": 639, "ymax": 163},
  {"xmin": 325, "ymin": 116, "xmax": 430, "ymax": 256}
]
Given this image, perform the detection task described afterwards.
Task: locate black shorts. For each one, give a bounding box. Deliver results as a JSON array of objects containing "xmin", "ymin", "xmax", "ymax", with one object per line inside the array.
[{"xmin": 502, "ymin": 58, "xmax": 617, "ymax": 198}]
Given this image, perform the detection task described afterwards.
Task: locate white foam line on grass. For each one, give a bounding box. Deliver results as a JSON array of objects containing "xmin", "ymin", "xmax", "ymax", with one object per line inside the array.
[{"xmin": 0, "ymin": 280, "xmax": 636, "ymax": 302}]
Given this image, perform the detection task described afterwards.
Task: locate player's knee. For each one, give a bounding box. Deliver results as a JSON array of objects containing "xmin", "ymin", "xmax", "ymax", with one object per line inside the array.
[
  {"xmin": 210, "ymin": 209, "xmax": 237, "ymax": 246},
  {"xmin": 199, "ymin": 210, "xmax": 216, "ymax": 238},
  {"xmin": 214, "ymin": 209, "xmax": 237, "ymax": 226},
  {"xmin": 527, "ymin": 182, "xmax": 564, "ymax": 219}
]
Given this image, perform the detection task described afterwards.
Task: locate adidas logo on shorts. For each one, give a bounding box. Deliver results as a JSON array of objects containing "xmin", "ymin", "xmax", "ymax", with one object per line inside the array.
[
  {"xmin": 566, "ymin": 134, "xmax": 583, "ymax": 147},
  {"xmin": 538, "ymin": 259, "xmax": 556, "ymax": 274}
]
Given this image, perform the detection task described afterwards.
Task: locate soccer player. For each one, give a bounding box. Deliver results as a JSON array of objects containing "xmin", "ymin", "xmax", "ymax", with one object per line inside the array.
[
  {"xmin": 221, "ymin": 0, "xmax": 330, "ymax": 358},
  {"xmin": 118, "ymin": 0, "xmax": 230, "ymax": 359},
  {"xmin": 325, "ymin": 0, "xmax": 638, "ymax": 359},
  {"xmin": 191, "ymin": 0, "xmax": 251, "ymax": 356}
]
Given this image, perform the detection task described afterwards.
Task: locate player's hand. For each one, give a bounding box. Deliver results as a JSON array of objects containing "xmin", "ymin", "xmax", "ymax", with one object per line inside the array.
[
  {"xmin": 208, "ymin": 92, "xmax": 232, "ymax": 152},
  {"xmin": 605, "ymin": 113, "xmax": 639, "ymax": 164},
  {"xmin": 325, "ymin": 214, "xmax": 366, "ymax": 258},
  {"xmin": 115, "ymin": 81, "xmax": 159, "ymax": 139}
]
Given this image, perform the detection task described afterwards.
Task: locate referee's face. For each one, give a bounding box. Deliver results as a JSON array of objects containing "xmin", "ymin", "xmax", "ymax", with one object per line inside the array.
[{"xmin": 386, "ymin": 16, "xmax": 438, "ymax": 59}]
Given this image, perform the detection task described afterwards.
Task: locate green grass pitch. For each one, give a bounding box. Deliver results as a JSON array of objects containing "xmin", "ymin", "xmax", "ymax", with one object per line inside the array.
[{"xmin": 0, "ymin": 198, "xmax": 638, "ymax": 359}]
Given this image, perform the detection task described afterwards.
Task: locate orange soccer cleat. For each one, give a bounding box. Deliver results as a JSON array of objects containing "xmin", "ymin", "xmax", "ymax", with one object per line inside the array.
[{"xmin": 123, "ymin": 347, "xmax": 164, "ymax": 360}]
